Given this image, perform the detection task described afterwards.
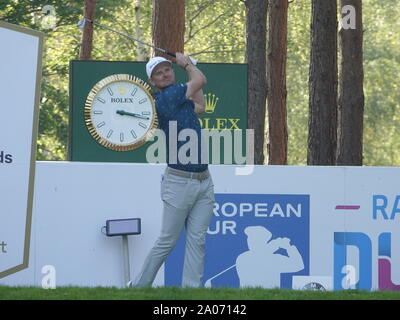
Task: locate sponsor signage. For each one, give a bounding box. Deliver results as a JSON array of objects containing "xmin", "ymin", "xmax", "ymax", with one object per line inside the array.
[
  {"xmin": 0, "ymin": 21, "xmax": 43, "ymax": 278},
  {"xmin": 0, "ymin": 163, "xmax": 398, "ymax": 290},
  {"xmin": 165, "ymin": 193, "xmax": 310, "ymax": 288},
  {"xmin": 68, "ymin": 61, "xmax": 248, "ymax": 164}
]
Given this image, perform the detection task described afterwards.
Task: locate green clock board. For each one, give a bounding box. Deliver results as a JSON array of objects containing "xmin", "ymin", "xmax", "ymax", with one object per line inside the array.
[{"xmin": 69, "ymin": 60, "xmax": 247, "ymax": 164}]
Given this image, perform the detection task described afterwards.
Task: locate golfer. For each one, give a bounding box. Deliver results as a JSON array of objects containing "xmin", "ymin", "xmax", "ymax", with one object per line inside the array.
[{"xmin": 133, "ymin": 53, "xmax": 215, "ymax": 287}]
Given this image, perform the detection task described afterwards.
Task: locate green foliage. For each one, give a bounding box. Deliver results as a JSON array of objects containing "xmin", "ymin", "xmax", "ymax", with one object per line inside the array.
[
  {"xmin": 0, "ymin": 0, "xmax": 399, "ymax": 165},
  {"xmin": 285, "ymin": 0, "xmax": 400, "ymax": 166},
  {"xmin": 185, "ymin": 0, "xmax": 246, "ymax": 63},
  {"xmin": 362, "ymin": 0, "xmax": 400, "ymax": 166},
  {"xmin": 286, "ymin": 0, "xmax": 311, "ymax": 165},
  {"xmin": 1, "ymin": 0, "xmax": 133, "ymax": 160},
  {"xmin": 37, "ymin": 80, "xmax": 68, "ymax": 160}
]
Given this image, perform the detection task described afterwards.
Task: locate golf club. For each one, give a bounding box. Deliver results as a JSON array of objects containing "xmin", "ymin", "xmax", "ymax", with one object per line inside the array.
[
  {"xmin": 77, "ymin": 17, "xmax": 197, "ymax": 65},
  {"xmin": 204, "ymin": 264, "xmax": 236, "ymax": 287}
]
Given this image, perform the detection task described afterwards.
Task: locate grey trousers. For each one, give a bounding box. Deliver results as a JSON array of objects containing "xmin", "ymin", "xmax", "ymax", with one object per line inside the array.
[{"xmin": 133, "ymin": 168, "xmax": 215, "ymax": 287}]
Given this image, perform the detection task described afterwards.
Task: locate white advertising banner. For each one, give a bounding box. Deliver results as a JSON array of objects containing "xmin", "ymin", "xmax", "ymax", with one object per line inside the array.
[
  {"xmin": 0, "ymin": 162, "xmax": 399, "ymax": 291},
  {"xmin": 0, "ymin": 21, "xmax": 43, "ymax": 278}
]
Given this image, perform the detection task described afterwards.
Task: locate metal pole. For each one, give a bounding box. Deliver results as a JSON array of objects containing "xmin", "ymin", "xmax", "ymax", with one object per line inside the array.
[{"xmin": 122, "ymin": 235, "xmax": 131, "ymax": 287}]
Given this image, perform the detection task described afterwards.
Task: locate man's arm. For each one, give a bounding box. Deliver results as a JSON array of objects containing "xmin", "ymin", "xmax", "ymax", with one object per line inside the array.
[
  {"xmin": 190, "ymin": 86, "xmax": 206, "ymax": 115},
  {"xmin": 175, "ymin": 53, "xmax": 207, "ymax": 114}
]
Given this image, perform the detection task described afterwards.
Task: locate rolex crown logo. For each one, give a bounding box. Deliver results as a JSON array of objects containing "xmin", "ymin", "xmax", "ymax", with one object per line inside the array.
[{"xmin": 204, "ymin": 93, "xmax": 219, "ymax": 114}]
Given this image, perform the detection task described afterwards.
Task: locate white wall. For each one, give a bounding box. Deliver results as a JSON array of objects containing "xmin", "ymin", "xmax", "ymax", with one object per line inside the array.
[{"xmin": 1, "ymin": 162, "xmax": 399, "ymax": 290}]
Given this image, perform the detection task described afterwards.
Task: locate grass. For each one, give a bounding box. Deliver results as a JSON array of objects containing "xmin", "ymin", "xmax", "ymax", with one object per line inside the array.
[{"xmin": 0, "ymin": 286, "xmax": 400, "ymax": 300}]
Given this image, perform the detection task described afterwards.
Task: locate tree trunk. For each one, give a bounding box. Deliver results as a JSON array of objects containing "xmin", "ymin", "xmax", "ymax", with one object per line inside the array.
[
  {"xmin": 152, "ymin": 0, "xmax": 185, "ymax": 59},
  {"xmin": 336, "ymin": 0, "xmax": 364, "ymax": 165},
  {"xmin": 308, "ymin": 0, "xmax": 338, "ymax": 165},
  {"xmin": 267, "ymin": 0, "xmax": 288, "ymax": 165},
  {"xmin": 79, "ymin": 0, "xmax": 97, "ymax": 60},
  {"xmin": 245, "ymin": 0, "xmax": 268, "ymax": 165}
]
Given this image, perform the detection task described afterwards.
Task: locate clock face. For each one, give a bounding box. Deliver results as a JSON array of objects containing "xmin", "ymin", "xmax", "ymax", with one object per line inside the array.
[{"xmin": 84, "ymin": 74, "xmax": 158, "ymax": 151}]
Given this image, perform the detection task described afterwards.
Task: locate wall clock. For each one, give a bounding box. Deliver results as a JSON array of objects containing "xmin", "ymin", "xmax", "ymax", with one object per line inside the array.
[{"xmin": 84, "ymin": 74, "xmax": 158, "ymax": 151}]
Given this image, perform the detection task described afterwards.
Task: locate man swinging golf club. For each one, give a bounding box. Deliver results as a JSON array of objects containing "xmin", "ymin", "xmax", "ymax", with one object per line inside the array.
[
  {"xmin": 132, "ymin": 53, "xmax": 215, "ymax": 287},
  {"xmin": 78, "ymin": 17, "xmax": 212, "ymax": 287}
]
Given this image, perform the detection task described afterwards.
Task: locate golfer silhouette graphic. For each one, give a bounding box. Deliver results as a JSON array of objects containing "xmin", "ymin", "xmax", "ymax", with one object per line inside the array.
[{"xmin": 235, "ymin": 226, "xmax": 304, "ymax": 288}]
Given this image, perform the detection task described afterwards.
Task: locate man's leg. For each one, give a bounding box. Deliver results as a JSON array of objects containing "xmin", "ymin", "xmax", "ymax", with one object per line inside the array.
[
  {"xmin": 134, "ymin": 172, "xmax": 197, "ymax": 287},
  {"xmin": 134, "ymin": 201, "xmax": 187, "ymax": 287},
  {"xmin": 182, "ymin": 177, "xmax": 215, "ymax": 287}
]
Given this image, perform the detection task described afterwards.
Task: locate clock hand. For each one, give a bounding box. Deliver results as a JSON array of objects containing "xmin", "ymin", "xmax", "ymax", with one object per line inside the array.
[{"xmin": 116, "ymin": 110, "xmax": 149, "ymax": 120}]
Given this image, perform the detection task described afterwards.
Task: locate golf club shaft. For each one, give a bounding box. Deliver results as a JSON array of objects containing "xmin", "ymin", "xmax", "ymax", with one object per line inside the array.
[
  {"xmin": 206, "ymin": 264, "xmax": 236, "ymax": 283},
  {"xmin": 84, "ymin": 18, "xmax": 176, "ymax": 58}
]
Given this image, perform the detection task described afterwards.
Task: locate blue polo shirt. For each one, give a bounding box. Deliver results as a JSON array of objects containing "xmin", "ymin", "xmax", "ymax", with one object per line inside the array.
[{"xmin": 154, "ymin": 83, "xmax": 207, "ymax": 173}]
